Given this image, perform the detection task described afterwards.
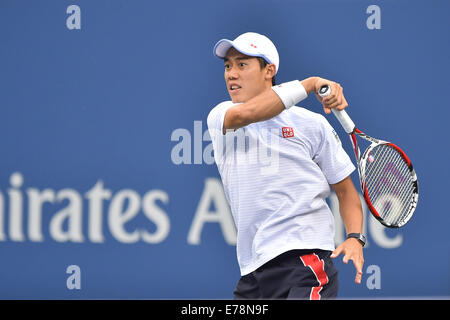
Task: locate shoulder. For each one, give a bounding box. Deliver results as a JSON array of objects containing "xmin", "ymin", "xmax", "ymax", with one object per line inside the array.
[
  {"xmin": 207, "ymin": 101, "xmax": 234, "ymax": 122},
  {"xmin": 208, "ymin": 101, "xmax": 234, "ymax": 116},
  {"xmin": 208, "ymin": 100, "xmax": 242, "ymax": 122},
  {"xmin": 207, "ymin": 100, "xmax": 240, "ymax": 134}
]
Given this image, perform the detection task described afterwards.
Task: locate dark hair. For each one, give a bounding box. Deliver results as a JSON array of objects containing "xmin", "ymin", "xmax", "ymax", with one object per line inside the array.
[{"xmin": 257, "ymin": 57, "xmax": 276, "ymax": 86}]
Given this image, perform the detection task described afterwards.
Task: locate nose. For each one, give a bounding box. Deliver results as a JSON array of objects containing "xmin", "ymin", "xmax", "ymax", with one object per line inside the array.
[{"xmin": 226, "ymin": 66, "xmax": 239, "ymax": 80}]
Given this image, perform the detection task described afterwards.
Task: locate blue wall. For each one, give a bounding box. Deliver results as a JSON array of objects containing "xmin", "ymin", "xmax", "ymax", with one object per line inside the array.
[{"xmin": 0, "ymin": 0, "xmax": 448, "ymax": 299}]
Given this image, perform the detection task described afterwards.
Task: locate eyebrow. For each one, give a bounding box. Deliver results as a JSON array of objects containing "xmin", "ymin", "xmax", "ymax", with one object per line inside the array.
[{"xmin": 224, "ymin": 56, "xmax": 252, "ymax": 62}]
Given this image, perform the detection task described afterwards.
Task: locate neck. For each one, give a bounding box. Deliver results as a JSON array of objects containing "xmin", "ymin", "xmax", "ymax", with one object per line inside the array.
[{"xmin": 241, "ymin": 81, "xmax": 273, "ymax": 103}]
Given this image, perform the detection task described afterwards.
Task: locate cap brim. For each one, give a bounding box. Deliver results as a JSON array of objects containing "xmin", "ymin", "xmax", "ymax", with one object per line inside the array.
[
  {"xmin": 213, "ymin": 39, "xmax": 273, "ymax": 65},
  {"xmin": 213, "ymin": 39, "xmax": 234, "ymax": 59}
]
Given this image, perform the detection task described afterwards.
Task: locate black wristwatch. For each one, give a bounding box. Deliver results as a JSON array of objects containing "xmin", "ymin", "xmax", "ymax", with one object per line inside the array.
[{"xmin": 347, "ymin": 233, "xmax": 366, "ymax": 247}]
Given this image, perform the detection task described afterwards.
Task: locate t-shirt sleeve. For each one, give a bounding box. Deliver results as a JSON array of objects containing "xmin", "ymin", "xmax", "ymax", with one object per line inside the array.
[
  {"xmin": 313, "ymin": 115, "xmax": 356, "ymax": 184},
  {"xmin": 206, "ymin": 101, "xmax": 240, "ymax": 139},
  {"xmin": 207, "ymin": 101, "xmax": 240, "ymax": 168}
]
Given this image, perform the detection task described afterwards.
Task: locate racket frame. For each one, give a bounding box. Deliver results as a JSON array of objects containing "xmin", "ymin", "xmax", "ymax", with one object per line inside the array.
[{"xmin": 348, "ymin": 126, "xmax": 419, "ymax": 228}]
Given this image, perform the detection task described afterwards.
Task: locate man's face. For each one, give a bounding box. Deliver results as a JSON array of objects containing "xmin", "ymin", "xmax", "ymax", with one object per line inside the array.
[{"xmin": 224, "ymin": 47, "xmax": 272, "ymax": 103}]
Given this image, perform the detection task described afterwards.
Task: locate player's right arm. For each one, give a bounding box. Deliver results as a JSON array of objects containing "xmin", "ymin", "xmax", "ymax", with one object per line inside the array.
[
  {"xmin": 222, "ymin": 88, "xmax": 284, "ymax": 134},
  {"xmin": 222, "ymin": 77, "xmax": 346, "ymax": 134}
]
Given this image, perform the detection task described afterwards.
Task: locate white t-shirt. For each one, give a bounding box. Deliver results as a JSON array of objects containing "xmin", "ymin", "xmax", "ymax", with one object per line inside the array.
[{"xmin": 207, "ymin": 100, "xmax": 355, "ymax": 276}]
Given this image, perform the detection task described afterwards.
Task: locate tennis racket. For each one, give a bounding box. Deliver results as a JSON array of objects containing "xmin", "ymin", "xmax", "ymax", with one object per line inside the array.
[{"xmin": 318, "ymin": 85, "xmax": 419, "ymax": 228}]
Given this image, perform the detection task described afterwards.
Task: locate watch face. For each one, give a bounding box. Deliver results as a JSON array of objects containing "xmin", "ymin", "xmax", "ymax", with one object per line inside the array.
[{"xmin": 358, "ymin": 234, "xmax": 366, "ymax": 246}]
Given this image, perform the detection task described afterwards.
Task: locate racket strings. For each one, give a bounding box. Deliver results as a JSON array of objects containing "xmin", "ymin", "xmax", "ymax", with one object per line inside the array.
[
  {"xmin": 368, "ymin": 148, "xmax": 414, "ymax": 225},
  {"xmin": 364, "ymin": 144, "xmax": 415, "ymax": 226},
  {"xmin": 373, "ymin": 159, "xmax": 413, "ymax": 224},
  {"xmin": 369, "ymin": 151, "xmax": 410, "ymax": 201}
]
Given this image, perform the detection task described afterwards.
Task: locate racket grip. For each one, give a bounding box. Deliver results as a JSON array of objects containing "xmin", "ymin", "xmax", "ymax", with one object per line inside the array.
[
  {"xmin": 331, "ymin": 109, "xmax": 356, "ymax": 134},
  {"xmin": 318, "ymin": 85, "xmax": 356, "ymax": 134}
]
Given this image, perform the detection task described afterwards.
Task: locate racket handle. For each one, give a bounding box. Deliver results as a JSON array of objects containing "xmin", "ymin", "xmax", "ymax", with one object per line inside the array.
[{"xmin": 318, "ymin": 85, "xmax": 356, "ymax": 134}]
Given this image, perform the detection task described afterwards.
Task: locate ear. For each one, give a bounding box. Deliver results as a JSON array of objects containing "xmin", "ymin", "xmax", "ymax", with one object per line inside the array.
[{"xmin": 265, "ymin": 64, "xmax": 276, "ymax": 80}]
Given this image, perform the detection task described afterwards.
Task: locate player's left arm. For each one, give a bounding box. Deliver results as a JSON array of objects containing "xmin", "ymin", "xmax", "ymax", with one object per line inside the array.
[{"xmin": 330, "ymin": 176, "xmax": 365, "ymax": 284}]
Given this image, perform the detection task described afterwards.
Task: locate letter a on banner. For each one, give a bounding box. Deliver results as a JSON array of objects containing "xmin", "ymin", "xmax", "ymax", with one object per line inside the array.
[{"xmin": 66, "ymin": 5, "xmax": 81, "ymax": 30}]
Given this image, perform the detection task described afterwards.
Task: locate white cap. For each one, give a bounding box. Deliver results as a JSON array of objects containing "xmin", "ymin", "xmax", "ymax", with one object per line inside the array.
[{"xmin": 213, "ymin": 32, "xmax": 280, "ymax": 74}]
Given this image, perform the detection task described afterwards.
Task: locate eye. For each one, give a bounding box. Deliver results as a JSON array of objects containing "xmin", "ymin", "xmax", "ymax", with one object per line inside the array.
[{"xmin": 239, "ymin": 62, "xmax": 247, "ymax": 67}]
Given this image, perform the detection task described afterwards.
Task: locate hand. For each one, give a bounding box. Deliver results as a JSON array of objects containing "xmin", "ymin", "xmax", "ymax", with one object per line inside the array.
[
  {"xmin": 313, "ymin": 78, "xmax": 348, "ymax": 114},
  {"xmin": 331, "ymin": 238, "xmax": 365, "ymax": 284}
]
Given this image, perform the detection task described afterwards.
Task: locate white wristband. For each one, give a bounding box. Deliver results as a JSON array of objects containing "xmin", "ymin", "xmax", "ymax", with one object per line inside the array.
[{"xmin": 271, "ymin": 80, "xmax": 308, "ymax": 109}]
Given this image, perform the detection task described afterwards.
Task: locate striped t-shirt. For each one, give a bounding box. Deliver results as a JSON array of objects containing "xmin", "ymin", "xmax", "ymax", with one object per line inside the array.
[{"xmin": 207, "ymin": 101, "xmax": 355, "ymax": 276}]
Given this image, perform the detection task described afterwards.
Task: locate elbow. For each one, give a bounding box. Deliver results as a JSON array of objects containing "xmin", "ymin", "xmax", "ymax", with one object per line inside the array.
[
  {"xmin": 236, "ymin": 107, "xmax": 254, "ymax": 127},
  {"xmin": 332, "ymin": 176, "xmax": 356, "ymax": 200},
  {"xmin": 226, "ymin": 105, "xmax": 254, "ymax": 130}
]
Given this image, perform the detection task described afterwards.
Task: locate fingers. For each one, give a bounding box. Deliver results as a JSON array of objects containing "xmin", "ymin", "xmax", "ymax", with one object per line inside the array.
[
  {"xmin": 322, "ymin": 85, "xmax": 340, "ymax": 106},
  {"xmin": 347, "ymin": 251, "xmax": 364, "ymax": 284},
  {"xmin": 320, "ymin": 82, "xmax": 338, "ymax": 104},
  {"xmin": 321, "ymin": 82, "xmax": 348, "ymax": 112},
  {"xmin": 339, "ymin": 94, "xmax": 349, "ymax": 111},
  {"xmin": 353, "ymin": 256, "xmax": 364, "ymax": 277},
  {"xmin": 315, "ymin": 92, "xmax": 331, "ymax": 114},
  {"xmin": 328, "ymin": 85, "xmax": 343, "ymax": 108},
  {"xmin": 342, "ymin": 254, "xmax": 350, "ymax": 264},
  {"xmin": 330, "ymin": 245, "xmax": 343, "ymax": 258},
  {"xmin": 331, "ymin": 241, "xmax": 365, "ymax": 285},
  {"xmin": 343, "ymin": 254, "xmax": 364, "ymax": 284},
  {"xmin": 354, "ymin": 258, "xmax": 364, "ymax": 284},
  {"xmin": 355, "ymin": 269, "xmax": 363, "ymax": 284}
]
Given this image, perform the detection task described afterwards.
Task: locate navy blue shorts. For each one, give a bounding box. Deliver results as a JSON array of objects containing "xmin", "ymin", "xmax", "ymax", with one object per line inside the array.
[{"xmin": 233, "ymin": 249, "xmax": 338, "ymax": 300}]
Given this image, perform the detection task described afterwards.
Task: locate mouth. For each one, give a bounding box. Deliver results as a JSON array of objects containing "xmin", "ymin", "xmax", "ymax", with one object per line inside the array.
[{"xmin": 229, "ymin": 84, "xmax": 242, "ymax": 94}]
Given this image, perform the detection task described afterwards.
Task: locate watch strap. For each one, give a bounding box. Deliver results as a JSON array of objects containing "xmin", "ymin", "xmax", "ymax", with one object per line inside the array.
[{"xmin": 347, "ymin": 233, "xmax": 366, "ymax": 247}]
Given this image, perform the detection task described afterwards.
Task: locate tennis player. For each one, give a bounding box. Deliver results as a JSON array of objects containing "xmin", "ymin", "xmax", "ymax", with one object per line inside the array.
[{"xmin": 207, "ymin": 32, "xmax": 365, "ymax": 299}]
